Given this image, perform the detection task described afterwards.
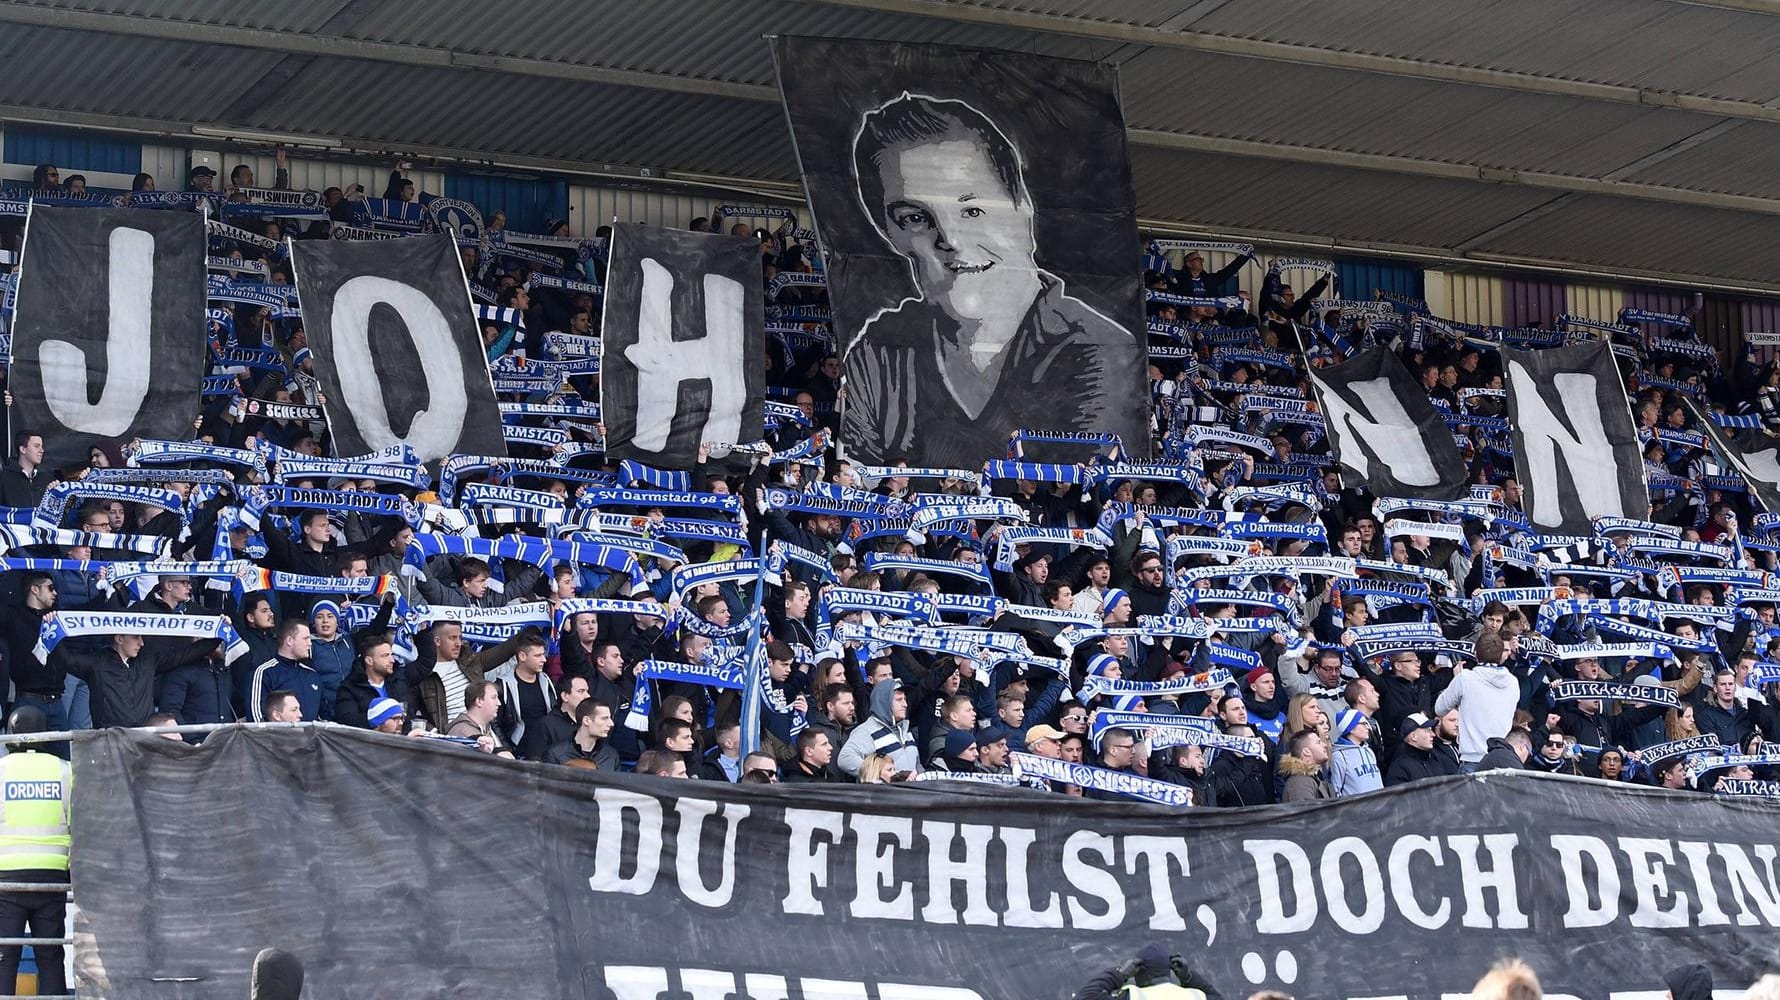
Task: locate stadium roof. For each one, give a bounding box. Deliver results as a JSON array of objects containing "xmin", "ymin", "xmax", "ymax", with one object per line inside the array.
[{"xmin": 4, "ymin": 0, "xmax": 1780, "ymax": 291}]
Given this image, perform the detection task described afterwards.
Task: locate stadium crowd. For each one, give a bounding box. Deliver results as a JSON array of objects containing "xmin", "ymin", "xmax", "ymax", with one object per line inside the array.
[{"xmin": 0, "ymin": 156, "xmax": 1778, "ymax": 810}]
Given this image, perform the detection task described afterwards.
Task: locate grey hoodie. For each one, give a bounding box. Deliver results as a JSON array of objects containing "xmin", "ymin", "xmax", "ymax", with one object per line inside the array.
[
  {"xmin": 1328, "ymin": 740, "xmax": 1383, "ymax": 797},
  {"xmin": 836, "ymin": 681, "xmax": 920, "ymax": 777},
  {"xmin": 1434, "ymin": 664, "xmax": 1520, "ymax": 764}
]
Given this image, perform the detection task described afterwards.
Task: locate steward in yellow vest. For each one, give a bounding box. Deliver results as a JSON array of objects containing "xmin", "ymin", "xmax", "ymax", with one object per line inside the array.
[{"xmin": 0, "ymin": 705, "xmax": 71, "ymax": 998}]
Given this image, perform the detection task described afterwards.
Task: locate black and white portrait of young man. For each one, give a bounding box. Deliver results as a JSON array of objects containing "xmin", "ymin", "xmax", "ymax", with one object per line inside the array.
[{"xmin": 770, "ymin": 38, "xmax": 1150, "ymax": 465}]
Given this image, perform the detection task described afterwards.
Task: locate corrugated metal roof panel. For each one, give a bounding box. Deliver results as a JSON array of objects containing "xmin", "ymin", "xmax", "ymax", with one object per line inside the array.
[
  {"xmin": 236, "ymin": 56, "xmax": 799, "ymax": 179},
  {"xmin": 933, "ymin": 1, "xmax": 1212, "ymax": 28},
  {"xmin": 0, "ymin": 26, "xmax": 261, "ymax": 124},
  {"xmin": 340, "ymin": 0, "xmax": 1106, "ymax": 86},
  {"xmin": 1131, "ymin": 146, "xmax": 1556, "ymax": 249},
  {"xmin": 1179, "ymin": 0, "xmax": 1780, "ymax": 103},
  {"xmin": 1479, "ymin": 195, "xmax": 1780, "ymax": 285},
  {"xmin": 1621, "ymin": 123, "xmax": 1780, "ymax": 201},
  {"xmin": 1117, "ymin": 47, "xmax": 1708, "ymax": 176}
]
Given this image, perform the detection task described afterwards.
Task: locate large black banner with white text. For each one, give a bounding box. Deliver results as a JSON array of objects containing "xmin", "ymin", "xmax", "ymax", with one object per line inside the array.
[
  {"xmin": 770, "ymin": 37, "xmax": 1149, "ymax": 465},
  {"xmin": 601, "ymin": 223, "xmax": 764, "ymax": 469},
  {"xmin": 73, "ymin": 728, "xmax": 1780, "ymax": 1000},
  {"xmin": 289, "ymin": 234, "xmax": 505, "ymax": 463},
  {"xmin": 1504, "ymin": 339, "xmax": 1648, "ymax": 536},
  {"xmin": 1305, "ymin": 346, "xmax": 1468, "ymax": 500},
  {"xmin": 10, "ymin": 205, "xmax": 206, "ymax": 468}
]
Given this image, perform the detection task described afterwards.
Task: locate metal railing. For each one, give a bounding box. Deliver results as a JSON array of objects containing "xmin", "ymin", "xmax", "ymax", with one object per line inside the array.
[{"xmin": 0, "ymin": 720, "xmax": 307, "ymax": 746}]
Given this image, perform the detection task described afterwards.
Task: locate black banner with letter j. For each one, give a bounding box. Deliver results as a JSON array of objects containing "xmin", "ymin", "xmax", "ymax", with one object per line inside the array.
[
  {"xmin": 71, "ymin": 729, "xmax": 1780, "ymax": 999},
  {"xmin": 9, "ymin": 205, "xmax": 207, "ymax": 469}
]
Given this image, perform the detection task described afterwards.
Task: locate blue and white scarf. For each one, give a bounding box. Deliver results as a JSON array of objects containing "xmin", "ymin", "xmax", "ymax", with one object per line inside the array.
[
  {"xmin": 981, "ymin": 461, "xmax": 1087, "ymax": 485},
  {"xmin": 461, "ymin": 483, "xmax": 562, "ymax": 513},
  {"xmin": 1169, "ymin": 588, "xmax": 1296, "ymax": 622},
  {"xmin": 271, "ymin": 453, "xmax": 427, "ymax": 490},
  {"xmin": 553, "ymin": 598, "xmax": 664, "ymax": 633},
  {"xmin": 37, "ymin": 610, "xmax": 248, "ymax": 664},
  {"xmin": 1549, "ymin": 679, "xmax": 1679, "ymax": 709},
  {"xmin": 934, "ymin": 593, "xmax": 1006, "ymax": 622},
  {"xmin": 556, "ymin": 529, "xmax": 686, "ymax": 567},
  {"xmin": 637, "ymin": 656, "xmax": 747, "ymax": 691},
  {"xmin": 1008, "ymin": 753, "xmax": 1190, "ymax": 806},
  {"xmin": 1008, "ymin": 430, "xmax": 1124, "ymax": 460},
  {"xmin": 580, "ymin": 487, "xmax": 740, "ymax": 515},
  {"xmin": 909, "ymin": 496, "xmax": 1027, "ymax": 529},
  {"xmin": 240, "ymin": 486, "xmax": 419, "ymax": 531},
  {"xmin": 36, "ymin": 482, "xmax": 186, "ymax": 528},
  {"xmin": 499, "ymin": 400, "xmax": 603, "ymax": 423},
  {"xmin": 671, "ymin": 557, "xmax": 779, "ymax": 603},
  {"xmin": 992, "ymin": 526, "xmax": 1112, "ymax": 572},
  {"xmin": 128, "ymin": 439, "xmax": 268, "ymax": 479},
  {"xmin": 1079, "ymin": 670, "xmax": 1233, "ymax": 702},
  {"xmin": 0, "ymin": 525, "xmax": 170, "ymax": 557},
  {"xmin": 859, "ymin": 552, "xmax": 992, "ymax": 592}
]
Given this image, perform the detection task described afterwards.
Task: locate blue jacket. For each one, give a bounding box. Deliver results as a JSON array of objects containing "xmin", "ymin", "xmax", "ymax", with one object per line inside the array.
[
  {"xmin": 45, "ymin": 567, "xmax": 105, "ymax": 611},
  {"xmin": 249, "ymin": 656, "xmax": 323, "ymax": 721},
  {"xmin": 159, "ymin": 661, "xmax": 237, "ymax": 730},
  {"xmin": 308, "ymin": 633, "xmax": 354, "ymax": 721}
]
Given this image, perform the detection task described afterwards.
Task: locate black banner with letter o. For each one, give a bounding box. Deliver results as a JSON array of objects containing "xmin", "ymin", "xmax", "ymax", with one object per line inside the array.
[{"xmin": 289, "ymin": 233, "xmax": 506, "ymax": 464}]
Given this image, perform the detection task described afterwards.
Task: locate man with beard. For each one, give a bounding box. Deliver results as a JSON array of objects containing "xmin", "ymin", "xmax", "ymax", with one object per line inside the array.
[
  {"xmin": 837, "ymin": 678, "xmax": 920, "ymax": 777},
  {"xmin": 1208, "ymin": 693, "xmax": 1276, "ymax": 806},
  {"xmin": 1432, "ymin": 707, "xmax": 1465, "ymax": 775}
]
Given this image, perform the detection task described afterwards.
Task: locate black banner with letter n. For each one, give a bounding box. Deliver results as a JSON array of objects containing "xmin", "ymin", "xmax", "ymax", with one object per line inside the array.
[
  {"xmin": 769, "ymin": 36, "xmax": 1150, "ymax": 467},
  {"xmin": 1504, "ymin": 339, "xmax": 1648, "ymax": 536},
  {"xmin": 288, "ymin": 233, "xmax": 505, "ymax": 464},
  {"xmin": 600, "ymin": 222, "xmax": 764, "ymax": 470},
  {"xmin": 10, "ymin": 205, "xmax": 206, "ymax": 469},
  {"xmin": 72, "ymin": 728, "xmax": 1780, "ymax": 1000},
  {"xmin": 1686, "ymin": 396, "xmax": 1780, "ymax": 514},
  {"xmin": 1305, "ymin": 345, "xmax": 1468, "ymax": 500}
]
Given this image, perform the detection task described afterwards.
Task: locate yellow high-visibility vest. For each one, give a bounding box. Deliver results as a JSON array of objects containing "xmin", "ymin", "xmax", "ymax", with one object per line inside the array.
[
  {"xmin": 0, "ymin": 751, "xmax": 71, "ymax": 872},
  {"xmin": 1120, "ymin": 986, "xmax": 1208, "ymax": 1000}
]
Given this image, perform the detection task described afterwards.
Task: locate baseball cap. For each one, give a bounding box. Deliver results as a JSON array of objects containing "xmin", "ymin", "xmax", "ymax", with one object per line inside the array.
[
  {"xmin": 1025, "ymin": 724, "xmax": 1066, "ymax": 743},
  {"xmin": 1399, "ymin": 712, "xmax": 1436, "ymax": 737},
  {"xmin": 189, "ymin": 165, "xmax": 217, "ymax": 178}
]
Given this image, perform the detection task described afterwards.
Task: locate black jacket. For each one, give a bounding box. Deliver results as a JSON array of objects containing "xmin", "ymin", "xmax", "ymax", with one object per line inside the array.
[
  {"xmin": 1384, "ymin": 744, "xmax": 1446, "ymax": 786},
  {"xmin": 0, "ymin": 461, "xmax": 46, "ymax": 510},
  {"xmin": 0, "ymin": 604, "xmax": 52, "ymax": 698},
  {"xmin": 333, "ymin": 665, "xmax": 414, "ymax": 730},
  {"xmin": 59, "ymin": 637, "xmax": 219, "ymax": 728},
  {"xmin": 1208, "ymin": 730, "xmax": 1276, "ymax": 806},
  {"xmin": 1473, "ymin": 737, "xmax": 1525, "ymax": 773}
]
